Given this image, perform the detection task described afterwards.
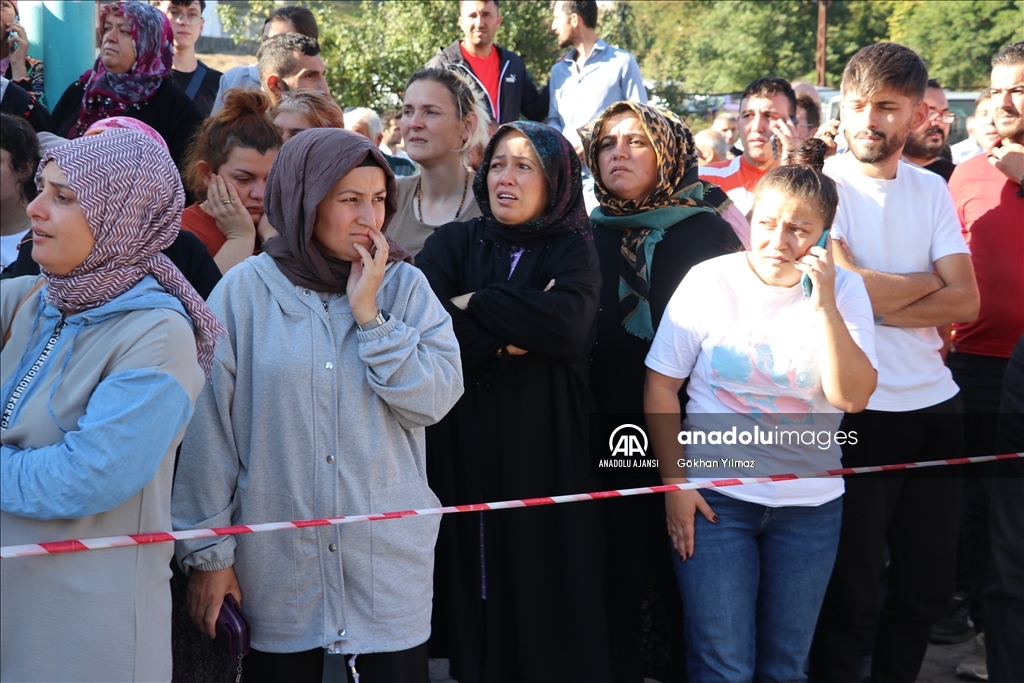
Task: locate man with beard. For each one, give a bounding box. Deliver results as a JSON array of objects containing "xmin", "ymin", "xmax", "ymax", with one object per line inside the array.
[
  {"xmin": 808, "ymin": 42, "xmax": 980, "ymax": 683},
  {"xmin": 547, "ymin": 0, "xmax": 646, "ymax": 166},
  {"xmin": 903, "ymin": 79, "xmax": 957, "ymax": 181},
  {"xmin": 944, "ymin": 41, "xmax": 1024, "ymax": 682}
]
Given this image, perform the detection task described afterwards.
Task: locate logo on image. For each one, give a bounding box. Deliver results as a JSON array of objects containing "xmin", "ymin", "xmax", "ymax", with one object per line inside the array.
[{"xmin": 608, "ymin": 424, "xmax": 649, "ymax": 458}]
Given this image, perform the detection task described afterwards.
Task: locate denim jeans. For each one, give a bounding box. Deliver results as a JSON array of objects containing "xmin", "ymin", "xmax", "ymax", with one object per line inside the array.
[{"xmin": 673, "ymin": 489, "xmax": 842, "ymax": 683}]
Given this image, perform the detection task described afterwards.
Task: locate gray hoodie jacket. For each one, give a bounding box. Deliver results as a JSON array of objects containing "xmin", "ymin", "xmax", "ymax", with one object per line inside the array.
[{"xmin": 172, "ymin": 253, "xmax": 463, "ymax": 654}]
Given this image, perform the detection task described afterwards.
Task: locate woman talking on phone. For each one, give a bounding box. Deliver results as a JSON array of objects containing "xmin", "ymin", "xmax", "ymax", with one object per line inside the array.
[{"xmin": 644, "ymin": 139, "xmax": 877, "ymax": 682}]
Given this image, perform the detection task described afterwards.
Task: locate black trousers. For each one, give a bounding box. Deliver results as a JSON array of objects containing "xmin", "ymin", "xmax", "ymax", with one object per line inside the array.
[
  {"xmin": 243, "ymin": 642, "xmax": 429, "ymax": 683},
  {"xmin": 809, "ymin": 396, "xmax": 963, "ymax": 683},
  {"xmin": 983, "ymin": 336, "xmax": 1024, "ymax": 683},
  {"xmin": 603, "ymin": 493, "xmax": 687, "ymax": 683},
  {"xmin": 949, "ymin": 352, "xmax": 1009, "ymax": 633}
]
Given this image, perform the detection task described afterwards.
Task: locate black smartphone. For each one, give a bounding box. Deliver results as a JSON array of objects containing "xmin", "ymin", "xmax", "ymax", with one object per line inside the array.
[
  {"xmin": 771, "ymin": 116, "xmax": 799, "ymax": 159},
  {"xmin": 801, "ymin": 229, "xmax": 830, "ymax": 298}
]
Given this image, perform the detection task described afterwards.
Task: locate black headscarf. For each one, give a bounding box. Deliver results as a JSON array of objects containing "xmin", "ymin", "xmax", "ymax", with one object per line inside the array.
[
  {"xmin": 473, "ymin": 121, "xmax": 591, "ymax": 246},
  {"xmin": 263, "ymin": 128, "xmax": 412, "ymax": 293}
]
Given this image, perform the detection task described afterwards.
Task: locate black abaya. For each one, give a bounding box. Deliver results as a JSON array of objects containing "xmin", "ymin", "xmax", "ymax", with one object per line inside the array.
[
  {"xmin": 417, "ymin": 217, "xmax": 611, "ymax": 683},
  {"xmin": 590, "ymin": 213, "xmax": 743, "ymax": 682}
]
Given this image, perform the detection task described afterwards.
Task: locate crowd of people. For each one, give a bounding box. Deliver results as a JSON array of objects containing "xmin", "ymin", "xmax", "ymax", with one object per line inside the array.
[{"xmin": 0, "ymin": 1, "xmax": 1022, "ymax": 682}]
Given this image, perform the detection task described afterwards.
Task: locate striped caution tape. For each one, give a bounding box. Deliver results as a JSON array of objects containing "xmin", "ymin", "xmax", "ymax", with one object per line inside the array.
[{"xmin": 2, "ymin": 452, "xmax": 1021, "ymax": 559}]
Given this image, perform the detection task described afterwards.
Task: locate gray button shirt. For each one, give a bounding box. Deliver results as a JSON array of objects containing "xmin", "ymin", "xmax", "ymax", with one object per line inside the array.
[{"xmin": 546, "ymin": 38, "xmax": 648, "ymax": 150}]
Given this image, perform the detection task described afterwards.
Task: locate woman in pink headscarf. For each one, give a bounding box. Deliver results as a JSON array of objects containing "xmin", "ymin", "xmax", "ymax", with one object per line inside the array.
[
  {"xmin": 85, "ymin": 114, "xmax": 170, "ymax": 151},
  {"xmin": 50, "ymin": 0, "xmax": 202, "ymax": 167}
]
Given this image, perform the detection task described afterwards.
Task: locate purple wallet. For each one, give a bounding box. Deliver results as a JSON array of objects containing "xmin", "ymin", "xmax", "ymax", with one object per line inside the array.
[{"xmin": 214, "ymin": 594, "xmax": 250, "ymax": 661}]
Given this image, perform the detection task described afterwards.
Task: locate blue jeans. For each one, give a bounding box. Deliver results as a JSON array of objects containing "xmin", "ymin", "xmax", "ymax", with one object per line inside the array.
[{"xmin": 673, "ymin": 490, "xmax": 842, "ymax": 683}]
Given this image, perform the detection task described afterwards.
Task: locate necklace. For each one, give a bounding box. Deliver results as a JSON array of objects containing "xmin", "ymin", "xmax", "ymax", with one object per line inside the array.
[
  {"xmin": 416, "ymin": 171, "xmax": 470, "ymax": 224},
  {"xmin": 3, "ymin": 215, "xmax": 31, "ymax": 239}
]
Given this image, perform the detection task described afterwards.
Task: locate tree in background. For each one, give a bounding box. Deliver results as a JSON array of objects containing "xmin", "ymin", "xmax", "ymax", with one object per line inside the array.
[
  {"xmin": 213, "ymin": 1, "xmax": 1021, "ymax": 116},
  {"xmin": 217, "ymin": 0, "xmax": 561, "ymax": 112},
  {"xmin": 627, "ymin": 0, "xmax": 894, "ymax": 95},
  {"xmin": 215, "ymin": 0, "xmax": 352, "ymax": 43},
  {"xmin": 891, "ymin": 0, "xmax": 1023, "ymax": 89}
]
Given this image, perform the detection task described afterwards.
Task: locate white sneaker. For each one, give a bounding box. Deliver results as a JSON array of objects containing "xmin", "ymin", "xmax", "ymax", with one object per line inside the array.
[{"xmin": 956, "ymin": 632, "xmax": 988, "ymax": 681}]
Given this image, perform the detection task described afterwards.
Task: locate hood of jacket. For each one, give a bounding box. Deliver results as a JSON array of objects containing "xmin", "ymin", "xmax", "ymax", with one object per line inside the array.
[{"xmin": 37, "ymin": 275, "xmax": 190, "ymax": 328}]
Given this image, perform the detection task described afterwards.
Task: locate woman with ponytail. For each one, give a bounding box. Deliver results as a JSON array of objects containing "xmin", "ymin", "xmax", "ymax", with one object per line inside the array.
[
  {"xmin": 182, "ymin": 88, "xmax": 282, "ymax": 273},
  {"xmin": 388, "ymin": 68, "xmax": 488, "ymax": 258},
  {"xmin": 644, "ymin": 138, "xmax": 878, "ymax": 682}
]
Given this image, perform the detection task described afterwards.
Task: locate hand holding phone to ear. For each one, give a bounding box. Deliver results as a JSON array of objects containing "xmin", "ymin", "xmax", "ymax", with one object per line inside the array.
[
  {"xmin": 769, "ymin": 116, "xmax": 799, "ymax": 161},
  {"xmin": 6, "ymin": 14, "xmax": 29, "ymax": 71},
  {"xmin": 796, "ymin": 229, "xmax": 837, "ymax": 312}
]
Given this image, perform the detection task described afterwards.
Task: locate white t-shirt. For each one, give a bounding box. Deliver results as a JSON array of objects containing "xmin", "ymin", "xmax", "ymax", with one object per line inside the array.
[
  {"xmin": 824, "ymin": 153, "xmax": 969, "ymax": 411},
  {"xmin": 0, "ymin": 228, "xmax": 30, "ymax": 271},
  {"xmin": 646, "ymin": 252, "xmax": 878, "ymax": 506}
]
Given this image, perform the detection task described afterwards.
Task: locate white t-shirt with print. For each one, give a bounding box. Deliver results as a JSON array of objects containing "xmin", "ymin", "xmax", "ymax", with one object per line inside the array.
[
  {"xmin": 824, "ymin": 152, "xmax": 968, "ymax": 411},
  {"xmin": 646, "ymin": 252, "xmax": 878, "ymax": 506}
]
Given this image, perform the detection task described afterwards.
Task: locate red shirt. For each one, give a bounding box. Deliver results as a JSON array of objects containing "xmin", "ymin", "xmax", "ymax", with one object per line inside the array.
[
  {"xmin": 698, "ymin": 155, "xmax": 767, "ymax": 216},
  {"xmin": 949, "ymin": 154, "xmax": 1024, "ymax": 358},
  {"xmin": 179, "ymin": 204, "xmax": 263, "ymax": 259},
  {"xmin": 180, "ymin": 203, "xmax": 226, "ymax": 257},
  {"xmin": 460, "ymin": 42, "xmax": 500, "ymax": 119}
]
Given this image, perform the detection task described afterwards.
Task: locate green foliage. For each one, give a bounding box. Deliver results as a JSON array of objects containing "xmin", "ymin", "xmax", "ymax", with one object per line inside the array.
[
  {"xmin": 824, "ymin": 1, "xmax": 896, "ymax": 87},
  {"xmin": 215, "ymin": 1, "xmax": 351, "ymax": 43},
  {"xmin": 212, "ymin": 0, "xmax": 1017, "ymax": 114},
  {"xmin": 216, "ymin": 1, "xmax": 561, "ymax": 112},
  {"xmin": 326, "ymin": 0, "xmax": 561, "ymax": 111},
  {"xmin": 630, "ymin": 0, "xmax": 821, "ymax": 95},
  {"xmin": 890, "ymin": 0, "xmax": 1024, "ymax": 89}
]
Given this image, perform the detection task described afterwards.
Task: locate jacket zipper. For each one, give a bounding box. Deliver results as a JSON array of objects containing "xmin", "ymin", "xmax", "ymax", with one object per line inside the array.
[
  {"xmin": 456, "ymin": 63, "xmax": 498, "ymax": 122},
  {"xmin": 1, "ymin": 319, "xmax": 67, "ymax": 431},
  {"xmin": 495, "ymin": 58, "xmax": 509, "ymax": 121}
]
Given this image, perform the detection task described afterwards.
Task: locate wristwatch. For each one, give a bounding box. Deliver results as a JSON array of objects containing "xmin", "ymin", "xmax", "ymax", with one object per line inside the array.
[{"xmin": 358, "ymin": 309, "xmax": 390, "ymax": 332}]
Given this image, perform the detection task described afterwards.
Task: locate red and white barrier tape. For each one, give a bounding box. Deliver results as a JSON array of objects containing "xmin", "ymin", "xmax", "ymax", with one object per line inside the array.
[{"xmin": 2, "ymin": 452, "xmax": 1021, "ymax": 559}]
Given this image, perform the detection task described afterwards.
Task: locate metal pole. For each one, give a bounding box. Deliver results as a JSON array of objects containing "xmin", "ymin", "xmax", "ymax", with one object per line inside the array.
[
  {"xmin": 816, "ymin": 0, "xmax": 830, "ymax": 87},
  {"xmin": 37, "ymin": 0, "xmax": 97, "ymax": 110}
]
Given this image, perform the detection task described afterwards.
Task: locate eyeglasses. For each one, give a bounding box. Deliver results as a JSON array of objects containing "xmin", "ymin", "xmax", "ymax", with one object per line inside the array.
[
  {"xmin": 167, "ymin": 10, "xmax": 202, "ymax": 25},
  {"xmin": 927, "ymin": 110, "xmax": 957, "ymax": 124}
]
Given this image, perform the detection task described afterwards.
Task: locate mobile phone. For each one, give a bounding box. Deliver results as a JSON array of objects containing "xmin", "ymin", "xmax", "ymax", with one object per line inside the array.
[
  {"xmin": 770, "ymin": 117, "xmax": 798, "ymax": 159},
  {"xmin": 801, "ymin": 229, "xmax": 830, "ymax": 298},
  {"xmin": 7, "ymin": 13, "xmax": 18, "ymax": 53}
]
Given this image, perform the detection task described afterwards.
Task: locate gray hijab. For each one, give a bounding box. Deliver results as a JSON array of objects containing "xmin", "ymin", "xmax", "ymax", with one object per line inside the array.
[{"xmin": 262, "ymin": 127, "xmax": 412, "ymax": 293}]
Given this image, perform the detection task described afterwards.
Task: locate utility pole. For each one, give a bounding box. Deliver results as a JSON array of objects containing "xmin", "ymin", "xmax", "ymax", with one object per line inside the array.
[{"xmin": 816, "ymin": 0, "xmax": 831, "ymax": 87}]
